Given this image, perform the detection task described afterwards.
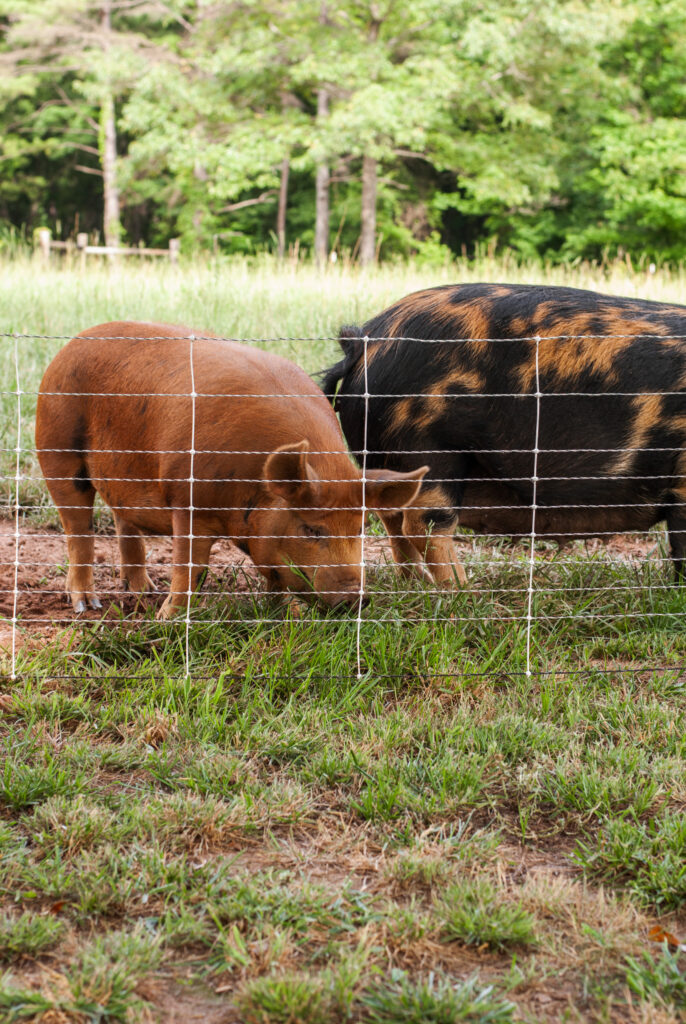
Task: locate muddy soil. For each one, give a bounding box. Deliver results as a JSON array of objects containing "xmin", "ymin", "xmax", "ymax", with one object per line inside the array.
[{"xmin": 0, "ymin": 518, "xmax": 400, "ymax": 642}]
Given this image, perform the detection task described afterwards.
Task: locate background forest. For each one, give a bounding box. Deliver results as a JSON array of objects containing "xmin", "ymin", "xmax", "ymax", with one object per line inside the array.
[{"xmin": 0, "ymin": 0, "xmax": 684, "ymax": 265}]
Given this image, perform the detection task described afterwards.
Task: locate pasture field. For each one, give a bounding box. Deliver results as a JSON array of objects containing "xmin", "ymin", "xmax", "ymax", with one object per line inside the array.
[{"xmin": 0, "ymin": 256, "xmax": 685, "ymax": 1023}]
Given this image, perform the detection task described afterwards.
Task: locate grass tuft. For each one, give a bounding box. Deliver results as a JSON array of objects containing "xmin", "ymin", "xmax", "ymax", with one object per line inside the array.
[
  {"xmin": 360, "ymin": 972, "xmax": 515, "ymax": 1023},
  {"xmin": 67, "ymin": 925, "xmax": 162, "ymax": 1021},
  {"xmin": 575, "ymin": 813, "xmax": 686, "ymax": 910},
  {"xmin": 624, "ymin": 949, "xmax": 686, "ymax": 1012},
  {"xmin": 0, "ymin": 749, "xmax": 87, "ymax": 811},
  {"xmin": 0, "ymin": 912, "xmax": 65, "ymax": 961},
  {"xmin": 237, "ymin": 972, "xmax": 330, "ymax": 1024},
  {"xmin": 436, "ymin": 878, "xmax": 537, "ymax": 952}
]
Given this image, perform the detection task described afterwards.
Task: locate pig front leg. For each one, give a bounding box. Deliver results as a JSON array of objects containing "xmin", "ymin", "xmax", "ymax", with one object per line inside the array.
[
  {"xmin": 402, "ymin": 495, "xmax": 466, "ymax": 589},
  {"xmin": 158, "ymin": 512, "xmax": 215, "ymax": 620},
  {"xmin": 376, "ymin": 509, "xmax": 431, "ymax": 581},
  {"xmin": 423, "ymin": 532, "xmax": 467, "ymax": 586}
]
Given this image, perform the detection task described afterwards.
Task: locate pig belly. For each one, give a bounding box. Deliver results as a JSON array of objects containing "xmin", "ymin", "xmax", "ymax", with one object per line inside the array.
[
  {"xmin": 459, "ymin": 481, "xmax": 660, "ymax": 540},
  {"xmin": 91, "ymin": 474, "xmax": 174, "ymax": 535}
]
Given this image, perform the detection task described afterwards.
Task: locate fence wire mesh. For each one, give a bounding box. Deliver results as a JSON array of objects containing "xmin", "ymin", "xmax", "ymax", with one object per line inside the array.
[{"xmin": 1, "ymin": 329, "xmax": 685, "ymax": 685}]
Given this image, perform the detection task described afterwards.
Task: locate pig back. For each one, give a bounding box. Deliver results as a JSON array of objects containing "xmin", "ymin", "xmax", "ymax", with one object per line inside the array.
[{"xmin": 38, "ymin": 322, "xmax": 349, "ymax": 531}]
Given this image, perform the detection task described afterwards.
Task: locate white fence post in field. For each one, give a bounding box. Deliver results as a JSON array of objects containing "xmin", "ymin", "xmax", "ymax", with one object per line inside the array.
[
  {"xmin": 77, "ymin": 232, "xmax": 89, "ymax": 270},
  {"xmin": 38, "ymin": 228, "xmax": 51, "ymax": 263},
  {"xmin": 169, "ymin": 238, "xmax": 181, "ymax": 263}
]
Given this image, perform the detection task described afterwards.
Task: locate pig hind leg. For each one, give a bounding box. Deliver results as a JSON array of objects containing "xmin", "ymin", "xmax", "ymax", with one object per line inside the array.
[
  {"xmin": 41, "ymin": 455, "xmax": 101, "ymax": 613},
  {"xmin": 158, "ymin": 510, "xmax": 214, "ymax": 620},
  {"xmin": 114, "ymin": 512, "xmax": 153, "ymax": 595},
  {"xmin": 667, "ymin": 514, "xmax": 686, "ymax": 581},
  {"xmin": 667, "ymin": 497, "xmax": 686, "ymax": 583}
]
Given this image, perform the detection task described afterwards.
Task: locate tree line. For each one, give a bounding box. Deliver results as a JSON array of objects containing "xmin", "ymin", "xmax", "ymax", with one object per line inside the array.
[{"xmin": 0, "ymin": 0, "xmax": 684, "ymax": 264}]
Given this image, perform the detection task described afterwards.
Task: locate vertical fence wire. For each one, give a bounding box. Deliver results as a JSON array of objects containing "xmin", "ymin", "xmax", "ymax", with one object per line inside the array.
[
  {"xmin": 11, "ymin": 333, "xmax": 22, "ymax": 679},
  {"xmin": 356, "ymin": 334, "xmax": 370, "ymax": 679},
  {"xmin": 525, "ymin": 334, "xmax": 542, "ymax": 678},
  {"xmin": 185, "ymin": 334, "xmax": 197, "ymax": 679}
]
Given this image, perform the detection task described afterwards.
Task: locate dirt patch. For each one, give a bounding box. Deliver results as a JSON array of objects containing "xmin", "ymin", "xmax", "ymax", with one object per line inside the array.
[
  {"xmin": 0, "ymin": 517, "xmax": 258, "ymax": 627},
  {"xmin": 0, "ymin": 519, "xmax": 399, "ymax": 643},
  {"xmin": 136, "ymin": 977, "xmax": 236, "ymax": 1024}
]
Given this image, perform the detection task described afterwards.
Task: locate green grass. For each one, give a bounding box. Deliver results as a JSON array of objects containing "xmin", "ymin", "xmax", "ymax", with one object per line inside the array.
[
  {"xmin": 575, "ymin": 813, "xmax": 686, "ymax": 910},
  {"xmin": 0, "ymin": 912, "xmax": 65, "ymax": 961},
  {"xmin": 360, "ymin": 973, "xmax": 516, "ymax": 1024},
  {"xmin": 624, "ymin": 948, "xmax": 686, "ymax": 1012},
  {"xmin": 238, "ymin": 973, "xmax": 332, "ymax": 1024},
  {"xmin": 1, "ymin": 256, "xmax": 685, "ymax": 1021},
  {"xmin": 436, "ymin": 879, "xmax": 537, "ymax": 952}
]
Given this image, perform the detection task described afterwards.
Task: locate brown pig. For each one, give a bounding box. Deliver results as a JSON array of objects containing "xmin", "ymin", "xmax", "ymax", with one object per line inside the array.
[{"xmin": 35, "ymin": 322, "xmax": 427, "ymax": 618}]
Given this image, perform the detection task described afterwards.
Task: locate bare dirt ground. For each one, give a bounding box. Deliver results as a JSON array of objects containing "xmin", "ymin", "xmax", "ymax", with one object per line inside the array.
[{"xmin": 0, "ymin": 519, "xmax": 398, "ymax": 646}]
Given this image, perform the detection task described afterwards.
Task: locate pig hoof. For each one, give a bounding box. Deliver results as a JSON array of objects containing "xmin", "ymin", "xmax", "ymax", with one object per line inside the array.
[
  {"xmin": 284, "ymin": 599, "xmax": 303, "ymax": 619},
  {"xmin": 74, "ymin": 599, "xmax": 87, "ymax": 614},
  {"xmin": 435, "ymin": 573, "xmax": 467, "ymax": 589},
  {"xmin": 156, "ymin": 599, "xmax": 178, "ymax": 621},
  {"xmin": 122, "ymin": 573, "xmax": 153, "ymax": 595},
  {"xmin": 89, "ymin": 596, "xmax": 103, "ymax": 610}
]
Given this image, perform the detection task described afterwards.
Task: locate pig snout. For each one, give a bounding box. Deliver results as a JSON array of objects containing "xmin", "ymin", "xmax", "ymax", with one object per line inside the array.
[{"xmin": 319, "ymin": 579, "xmax": 369, "ymax": 611}]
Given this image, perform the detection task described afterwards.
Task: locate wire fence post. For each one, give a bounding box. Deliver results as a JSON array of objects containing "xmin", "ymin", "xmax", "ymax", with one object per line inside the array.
[
  {"xmin": 185, "ymin": 334, "xmax": 197, "ymax": 680},
  {"xmin": 356, "ymin": 334, "xmax": 370, "ymax": 679},
  {"xmin": 11, "ymin": 333, "xmax": 22, "ymax": 679},
  {"xmin": 525, "ymin": 334, "xmax": 542, "ymax": 678}
]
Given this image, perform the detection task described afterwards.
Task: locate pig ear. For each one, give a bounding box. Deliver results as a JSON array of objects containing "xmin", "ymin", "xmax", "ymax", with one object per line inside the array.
[
  {"xmin": 264, "ymin": 440, "xmax": 321, "ymax": 504},
  {"xmin": 364, "ymin": 466, "xmax": 428, "ymax": 511}
]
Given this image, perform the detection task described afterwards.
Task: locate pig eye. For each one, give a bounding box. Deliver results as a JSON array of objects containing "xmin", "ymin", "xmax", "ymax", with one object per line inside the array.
[{"xmin": 301, "ymin": 523, "xmax": 327, "ymax": 539}]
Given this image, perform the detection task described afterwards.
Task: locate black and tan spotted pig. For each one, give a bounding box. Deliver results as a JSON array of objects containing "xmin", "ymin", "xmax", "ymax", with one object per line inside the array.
[{"xmin": 322, "ymin": 283, "xmax": 686, "ymax": 584}]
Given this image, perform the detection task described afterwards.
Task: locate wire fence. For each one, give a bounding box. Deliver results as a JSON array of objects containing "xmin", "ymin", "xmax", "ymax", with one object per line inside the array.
[{"xmin": 1, "ymin": 328, "xmax": 685, "ymax": 684}]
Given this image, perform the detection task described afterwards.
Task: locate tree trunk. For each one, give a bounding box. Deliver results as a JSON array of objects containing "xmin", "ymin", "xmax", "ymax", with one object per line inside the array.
[
  {"xmin": 276, "ymin": 156, "xmax": 289, "ymax": 258},
  {"xmin": 101, "ymin": 0, "xmax": 120, "ymax": 250},
  {"xmin": 314, "ymin": 87, "xmax": 329, "ymax": 266},
  {"xmin": 101, "ymin": 94, "xmax": 121, "ymax": 249},
  {"xmin": 359, "ymin": 154, "xmax": 377, "ymax": 266}
]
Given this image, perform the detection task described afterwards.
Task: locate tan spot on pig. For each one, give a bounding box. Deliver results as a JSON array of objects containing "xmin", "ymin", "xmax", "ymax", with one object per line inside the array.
[{"xmin": 612, "ymin": 394, "xmax": 663, "ymax": 476}]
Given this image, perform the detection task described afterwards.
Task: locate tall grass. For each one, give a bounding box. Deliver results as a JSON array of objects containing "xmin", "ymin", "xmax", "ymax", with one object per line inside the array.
[
  {"xmin": 2, "ymin": 250, "xmax": 686, "ymax": 343},
  {"xmin": 3, "ymin": 252, "xmax": 686, "ymax": 512}
]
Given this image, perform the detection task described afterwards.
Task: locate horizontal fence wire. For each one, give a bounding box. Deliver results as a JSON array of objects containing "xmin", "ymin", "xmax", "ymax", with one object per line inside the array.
[
  {"xmin": 4, "ymin": 446, "xmax": 686, "ymax": 454},
  {"xmin": 7, "ymin": 472, "xmax": 686, "ymax": 484},
  {"xmin": 4, "ymin": 331, "xmax": 686, "ymax": 341},
  {"xmin": 8, "ymin": 389, "xmax": 686, "ymax": 397},
  {"xmin": 1, "ymin": 328, "xmax": 685, "ymax": 684},
  {"xmin": 6, "ymin": 502, "xmax": 686, "ymax": 513},
  {"xmin": 0, "ymin": 531, "xmax": 677, "ymax": 542}
]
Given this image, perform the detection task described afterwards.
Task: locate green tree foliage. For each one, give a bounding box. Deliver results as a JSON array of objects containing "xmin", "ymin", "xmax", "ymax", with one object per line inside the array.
[
  {"xmin": 558, "ymin": 0, "xmax": 686, "ymax": 262},
  {"xmin": 0, "ymin": 0, "xmax": 684, "ymax": 262}
]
